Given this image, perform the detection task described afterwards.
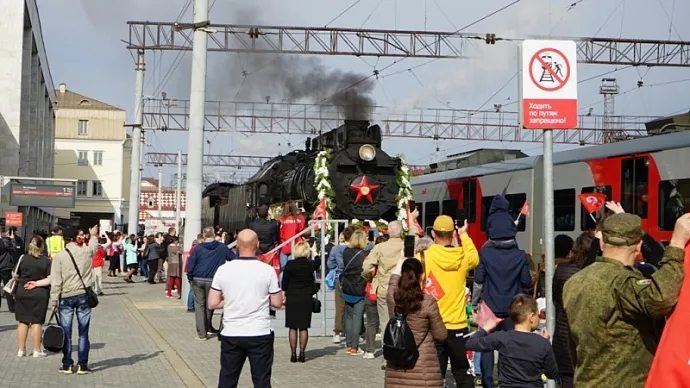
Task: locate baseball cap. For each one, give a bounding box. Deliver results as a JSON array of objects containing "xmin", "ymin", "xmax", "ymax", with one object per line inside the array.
[
  {"xmin": 433, "ymin": 215, "xmax": 455, "ymax": 232},
  {"xmin": 601, "ymin": 213, "xmax": 643, "ymax": 247}
]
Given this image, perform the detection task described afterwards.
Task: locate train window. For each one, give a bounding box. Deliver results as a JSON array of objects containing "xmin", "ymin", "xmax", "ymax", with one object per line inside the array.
[
  {"xmin": 505, "ymin": 193, "xmax": 527, "ymax": 232},
  {"xmin": 580, "ymin": 186, "xmax": 612, "ymax": 230},
  {"xmin": 442, "ymin": 200, "xmax": 457, "ymax": 218},
  {"xmin": 480, "ymin": 194, "xmax": 526, "ymax": 232},
  {"xmin": 424, "ymin": 202, "xmax": 440, "ymax": 230},
  {"xmin": 554, "ymin": 189, "xmax": 575, "ymax": 231},
  {"xmin": 462, "ymin": 180, "xmax": 477, "ymax": 222},
  {"xmin": 415, "ymin": 203, "xmax": 423, "ymax": 231},
  {"xmin": 658, "ymin": 179, "xmax": 690, "ymax": 231},
  {"xmin": 621, "ymin": 157, "xmax": 649, "ymax": 218}
]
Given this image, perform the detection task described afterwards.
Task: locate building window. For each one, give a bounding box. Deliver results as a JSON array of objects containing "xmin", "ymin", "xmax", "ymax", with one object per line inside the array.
[
  {"xmin": 93, "ymin": 151, "xmax": 103, "ymax": 166},
  {"xmin": 77, "ymin": 151, "xmax": 89, "ymax": 166},
  {"xmin": 92, "ymin": 181, "xmax": 103, "ymax": 197},
  {"xmin": 78, "ymin": 120, "xmax": 88, "ymax": 135},
  {"xmin": 554, "ymin": 189, "xmax": 576, "ymax": 231},
  {"xmin": 659, "ymin": 179, "xmax": 690, "ymax": 231},
  {"xmin": 77, "ymin": 180, "xmax": 88, "ymax": 196}
]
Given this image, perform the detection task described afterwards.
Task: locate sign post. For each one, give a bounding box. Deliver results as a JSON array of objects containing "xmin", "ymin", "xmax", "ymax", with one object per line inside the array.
[{"xmin": 520, "ymin": 40, "xmax": 577, "ymax": 388}]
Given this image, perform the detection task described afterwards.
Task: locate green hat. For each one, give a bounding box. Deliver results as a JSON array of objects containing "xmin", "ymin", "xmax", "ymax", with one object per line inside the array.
[{"xmin": 601, "ymin": 213, "xmax": 643, "ymax": 247}]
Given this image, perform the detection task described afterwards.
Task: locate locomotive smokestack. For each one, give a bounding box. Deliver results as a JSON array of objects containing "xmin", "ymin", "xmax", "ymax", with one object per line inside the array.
[{"xmin": 305, "ymin": 137, "xmax": 311, "ymax": 152}]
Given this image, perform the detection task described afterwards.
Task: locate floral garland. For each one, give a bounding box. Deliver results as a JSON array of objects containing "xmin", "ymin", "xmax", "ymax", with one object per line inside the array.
[
  {"xmin": 314, "ymin": 149, "xmax": 335, "ymax": 237},
  {"xmin": 395, "ymin": 154, "xmax": 413, "ymax": 230}
]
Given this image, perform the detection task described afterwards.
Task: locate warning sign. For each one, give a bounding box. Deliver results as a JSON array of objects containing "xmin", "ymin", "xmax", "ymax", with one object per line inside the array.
[
  {"xmin": 5, "ymin": 212, "xmax": 23, "ymax": 227},
  {"xmin": 521, "ymin": 40, "xmax": 578, "ymax": 129}
]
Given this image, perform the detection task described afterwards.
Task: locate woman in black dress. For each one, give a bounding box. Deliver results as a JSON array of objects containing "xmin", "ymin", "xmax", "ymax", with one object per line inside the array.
[
  {"xmin": 14, "ymin": 235, "xmax": 51, "ymax": 357},
  {"xmin": 282, "ymin": 241, "xmax": 318, "ymax": 363}
]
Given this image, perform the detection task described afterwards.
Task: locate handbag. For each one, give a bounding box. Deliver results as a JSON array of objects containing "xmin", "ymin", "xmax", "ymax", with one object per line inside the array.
[
  {"xmin": 42, "ymin": 311, "xmax": 65, "ymax": 353},
  {"xmin": 312, "ymin": 296, "xmax": 322, "ymax": 313},
  {"xmin": 65, "ymin": 249, "xmax": 99, "ymax": 308},
  {"xmin": 2, "ymin": 254, "xmax": 24, "ymax": 295},
  {"xmin": 365, "ymin": 268, "xmax": 377, "ymax": 301}
]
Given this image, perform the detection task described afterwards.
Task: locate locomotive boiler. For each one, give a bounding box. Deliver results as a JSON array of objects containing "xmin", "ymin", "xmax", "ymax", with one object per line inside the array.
[{"xmin": 202, "ymin": 120, "xmax": 402, "ymax": 232}]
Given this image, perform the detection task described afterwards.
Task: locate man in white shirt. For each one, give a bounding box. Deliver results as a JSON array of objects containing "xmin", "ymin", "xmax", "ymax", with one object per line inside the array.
[{"xmin": 208, "ymin": 229, "xmax": 283, "ymax": 388}]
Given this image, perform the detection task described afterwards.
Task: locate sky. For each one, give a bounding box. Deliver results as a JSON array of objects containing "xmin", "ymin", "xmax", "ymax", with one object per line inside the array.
[{"xmin": 37, "ymin": 0, "xmax": 690, "ymax": 183}]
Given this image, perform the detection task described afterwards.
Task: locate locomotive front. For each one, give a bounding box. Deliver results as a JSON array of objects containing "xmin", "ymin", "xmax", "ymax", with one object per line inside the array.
[{"xmin": 319, "ymin": 120, "xmax": 401, "ymax": 221}]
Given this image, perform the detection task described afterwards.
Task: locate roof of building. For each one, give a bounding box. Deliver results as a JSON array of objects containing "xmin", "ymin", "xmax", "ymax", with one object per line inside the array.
[{"xmin": 55, "ymin": 84, "xmax": 123, "ymax": 111}]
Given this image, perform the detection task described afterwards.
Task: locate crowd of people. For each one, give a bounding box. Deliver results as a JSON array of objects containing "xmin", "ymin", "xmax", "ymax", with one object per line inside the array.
[{"xmin": 0, "ymin": 194, "xmax": 688, "ymax": 388}]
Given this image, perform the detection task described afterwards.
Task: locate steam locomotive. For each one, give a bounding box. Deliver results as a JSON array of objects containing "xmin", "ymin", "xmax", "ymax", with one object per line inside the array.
[{"xmin": 201, "ymin": 120, "xmax": 403, "ymax": 232}]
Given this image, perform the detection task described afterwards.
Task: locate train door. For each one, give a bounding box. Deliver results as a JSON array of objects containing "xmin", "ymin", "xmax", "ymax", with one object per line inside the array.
[{"xmin": 620, "ymin": 157, "xmax": 650, "ymax": 228}]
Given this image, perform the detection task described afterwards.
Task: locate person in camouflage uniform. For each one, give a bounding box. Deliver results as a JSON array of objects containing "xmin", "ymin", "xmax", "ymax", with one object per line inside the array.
[{"xmin": 563, "ymin": 212, "xmax": 690, "ymax": 388}]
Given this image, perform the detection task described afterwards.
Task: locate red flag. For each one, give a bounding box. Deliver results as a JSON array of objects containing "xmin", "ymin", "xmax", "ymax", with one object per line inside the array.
[
  {"xmin": 645, "ymin": 244, "xmax": 690, "ymax": 388},
  {"xmin": 475, "ymin": 301, "xmax": 504, "ymax": 329},
  {"xmin": 520, "ymin": 201, "xmax": 530, "ymax": 216},
  {"xmin": 578, "ymin": 193, "xmax": 606, "ymax": 214}
]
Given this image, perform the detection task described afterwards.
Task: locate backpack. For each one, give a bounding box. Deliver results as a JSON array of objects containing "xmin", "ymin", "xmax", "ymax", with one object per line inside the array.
[{"xmin": 383, "ymin": 309, "xmax": 429, "ymax": 369}]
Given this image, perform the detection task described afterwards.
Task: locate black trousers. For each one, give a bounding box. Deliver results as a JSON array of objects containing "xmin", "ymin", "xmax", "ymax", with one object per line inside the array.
[
  {"xmin": 0, "ymin": 272, "xmax": 15, "ymax": 312},
  {"xmin": 436, "ymin": 327, "xmax": 473, "ymax": 388},
  {"xmin": 147, "ymin": 259, "xmax": 159, "ymax": 283},
  {"xmin": 219, "ymin": 333, "xmax": 274, "ymax": 388}
]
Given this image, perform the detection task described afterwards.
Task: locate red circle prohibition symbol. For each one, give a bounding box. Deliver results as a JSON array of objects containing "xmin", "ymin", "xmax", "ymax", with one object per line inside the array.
[{"xmin": 528, "ymin": 47, "xmax": 571, "ymax": 92}]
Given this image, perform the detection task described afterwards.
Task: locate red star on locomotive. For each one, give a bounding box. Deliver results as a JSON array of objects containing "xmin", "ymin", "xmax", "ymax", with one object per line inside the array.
[{"xmin": 350, "ymin": 175, "xmax": 380, "ymax": 204}]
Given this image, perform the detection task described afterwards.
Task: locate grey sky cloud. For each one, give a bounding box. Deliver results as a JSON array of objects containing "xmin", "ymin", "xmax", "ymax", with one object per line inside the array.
[{"xmin": 39, "ymin": 0, "xmax": 690, "ymax": 180}]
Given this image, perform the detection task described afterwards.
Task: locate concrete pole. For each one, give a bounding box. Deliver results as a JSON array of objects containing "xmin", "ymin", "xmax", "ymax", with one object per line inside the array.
[
  {"xmin": 543, "ymin": 129, "xmax": 556, "ymax": 388},
  {"xmin": 127, "ymin": 50, "xmax": 145, "ymax": 236},
  {"xmin": 175, "ymin": 151, "xmax": 182, "ymax": 232},
  {"xmin": 157, "ymin": 164, "xmax": 163, "ymax": 219},
  {"xmin": 182, "ymin": 0, "xmax": 209, "ymax": 307}
]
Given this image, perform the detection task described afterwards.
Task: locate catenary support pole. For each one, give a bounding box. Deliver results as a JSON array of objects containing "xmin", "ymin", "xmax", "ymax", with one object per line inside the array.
[
  {"xmin": 175, "ymin": 151, "xmax": 182, "ymax": 232},
  {"xmin": 543, "ymin": 129, "xmax": 556, "ymax": 388},
  {"xmin": 157, "ymin": 164, "xmax": 163, "ymax": 219},
  {"xmin": 320, "ymin": 224, "xmax": 327, "ymax": 337},
  {"xmin": 127, "ymin": 50, "xmax": 145, "ymax": 236},
  {"xmin": 182, "ymin": 0, "xmax": 209, "ymax": 308}
]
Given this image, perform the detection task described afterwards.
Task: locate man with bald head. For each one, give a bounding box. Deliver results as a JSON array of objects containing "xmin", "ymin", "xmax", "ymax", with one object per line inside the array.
[
  {"xmin": 187, "ymin": 226, "xmax": 237, "ymax": 340},
  {"xmin": 362, "ymin": 220, "xmax": 404, "ymax": 360},
  {"xmin": 208, "ymin": 229, "xmax": 283, "ymax": 387}
]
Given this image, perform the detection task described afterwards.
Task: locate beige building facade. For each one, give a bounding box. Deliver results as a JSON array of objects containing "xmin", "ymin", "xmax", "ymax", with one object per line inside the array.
[{"xmin": 52, "ymin": 83, "xmax": 132, "ymax": 230}]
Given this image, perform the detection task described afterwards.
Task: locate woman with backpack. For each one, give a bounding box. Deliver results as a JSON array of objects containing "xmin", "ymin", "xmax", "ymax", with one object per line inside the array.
[{"xmin": 384, "ymin": 258, "xmax": 447, "ymax": 387}]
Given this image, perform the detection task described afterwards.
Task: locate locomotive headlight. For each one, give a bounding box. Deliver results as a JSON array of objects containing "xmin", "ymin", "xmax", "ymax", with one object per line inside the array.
[{"xmin": 359, "ymin": 144, "xmax": 376, "ymax": 161}]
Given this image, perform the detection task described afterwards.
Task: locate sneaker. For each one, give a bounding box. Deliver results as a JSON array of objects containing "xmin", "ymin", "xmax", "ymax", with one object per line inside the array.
[
  {"xmin": 32, "ymin": 351, "xmax": 47, "ymax": 358},
  {"xmin": 59, "ymin": 365, "xmax": 74, "ymax": 374},
  {"xmin": 332, "ymin": 333, "xmax": 341, "ymax": 344},
  {"xmin": 76, "ymin": 365, "xmax": 91, "ymax": 375},
  {"xmin": 187, "ymin": 309, "xmax": 195, "ymax": 313},
  {"xmin": 17, "ymin": 350, "xmax": 25, "ymax": 357},
  {"xmin": 349, "ymin": 348, "xmax": 364, "ymax": 356},
  {"xmin": 363, "ymin": 352, "xmax": 375, "ymax": 359},
  {"xmin": 195, "ymin": 336, "xmax": 208, "ymax": 341},
  {"xmin": 207, "ymin": 328, "xmax": 219, "ymax": 336},
  {"xmin": 375, "ymin": 333, "xmax": 382, "ymax": 341}
]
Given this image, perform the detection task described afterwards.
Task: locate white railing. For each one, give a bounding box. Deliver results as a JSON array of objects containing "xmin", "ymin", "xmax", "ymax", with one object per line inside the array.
[{"xmin": 229, "ymin": 219, "xmax": 349, "ymax": 336}]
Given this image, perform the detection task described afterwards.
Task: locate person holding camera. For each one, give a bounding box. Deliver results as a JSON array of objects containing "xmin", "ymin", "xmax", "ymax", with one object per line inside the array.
[{"xmin": 1, "ymin": 227, "xmax": 21, "ymax": 312}]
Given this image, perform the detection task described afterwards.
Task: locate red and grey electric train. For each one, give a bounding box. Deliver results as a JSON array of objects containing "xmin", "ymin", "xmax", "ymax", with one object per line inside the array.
[{"xmin": 410, "ymin": 131, "xmax": 690, "ymax": 259}]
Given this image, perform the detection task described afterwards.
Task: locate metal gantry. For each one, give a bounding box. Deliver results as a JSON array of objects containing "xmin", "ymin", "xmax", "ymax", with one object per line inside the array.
[
  {"xmin": 145, "ymin": 152, "xmax": 272, "ymax": 167},
  {"xmin": 126, "ymin": 22, "xmax": 690, "ymax": 67},
  {"xmin": 143, "ymin": 99, "xmax": 660, "ymax": 145}
]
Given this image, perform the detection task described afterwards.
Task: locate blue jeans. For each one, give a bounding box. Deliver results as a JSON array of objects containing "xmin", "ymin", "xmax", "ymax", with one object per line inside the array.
[
  {"xmin": 279, "ymin": 253, "xmax": 291, "ymax": 283},
  {"xmin": 187, "ymin": 288, "xmax": 194, "ymax": 310},
  {"xmin": 343, "ymin": 299, "xmax": 365, "ymax": 349},
  {"xmin": 139, "ymin": 258, "xmax": 149, "ymax": 277},
  {"xmin": 480, "ymin": 317, "xmax": 514, "ymax": 388},
  {"xmin": 473, "ymin": 350, "xmax": 482, "ymax": 376},
  {"xmin": 58, "ymin": 294, "xmax": 92, "ymax": 367}
]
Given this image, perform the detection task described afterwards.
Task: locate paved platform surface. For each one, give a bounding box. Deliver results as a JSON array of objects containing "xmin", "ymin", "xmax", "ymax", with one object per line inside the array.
[{"xmin": 0, "ymin": 274, "xmax": 389, "ymax": 387}]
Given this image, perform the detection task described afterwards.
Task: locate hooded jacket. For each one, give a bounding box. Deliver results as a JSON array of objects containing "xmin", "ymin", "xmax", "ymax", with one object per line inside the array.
[
  {"xmin": 416, "ymin": 233, "xmax": 479, "ymax": 330},
  {"xmin": 186, "ymin": 240, "xmax": 236, "ymax": 282},
  {"xmin": 486, "ymin": 195, "xmax": 518, "ymax": 240},
  {"xmin": 475, "ymin": 239, "xmax": 531, "ymax": 317}
]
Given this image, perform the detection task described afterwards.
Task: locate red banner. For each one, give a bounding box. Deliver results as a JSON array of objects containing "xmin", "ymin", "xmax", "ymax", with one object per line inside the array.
[
  {"xmin": 645, "ymin": 245, "xmax": 690, "ymax": 388},
  {"xmin": 520, "ymin": 201, "xmax": 530, "ymax": 216},
  {"xmin": 5, "ymin": 212, "xmax": 22, "ymax": 227},
  {"xmin": 578, "ymin": 193, "xmax": 606, "ymax": 214}
]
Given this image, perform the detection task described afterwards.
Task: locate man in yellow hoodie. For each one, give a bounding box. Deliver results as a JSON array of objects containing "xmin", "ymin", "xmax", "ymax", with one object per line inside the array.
[{"xmin": 417, "ymin": 215, "xmax": 479, "ymax": 388}]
